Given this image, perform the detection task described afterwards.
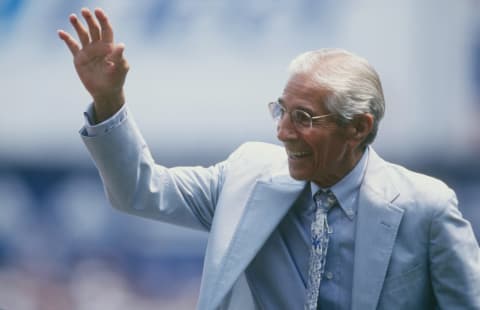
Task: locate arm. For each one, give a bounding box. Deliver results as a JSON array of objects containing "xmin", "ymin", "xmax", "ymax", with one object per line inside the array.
[
  {"xmin": 429, "ymin": 191, "xmax": 480, "ymax": 309},
  {"xmin": 81, "ymin": 108, "xmax": 223, "ymax": 231},
  {"xmin": 60, "ymin": 9, "xmax": 222, "ymax": 230}
]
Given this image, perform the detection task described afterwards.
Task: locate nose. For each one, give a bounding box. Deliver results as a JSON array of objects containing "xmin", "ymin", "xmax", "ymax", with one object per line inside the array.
[{"xmin": 277, "ymin": 113, "xmax": 298, "ymax": 142}]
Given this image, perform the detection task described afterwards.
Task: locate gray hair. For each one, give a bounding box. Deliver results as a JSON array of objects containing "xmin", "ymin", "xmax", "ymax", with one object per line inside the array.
[{"xmin": 288, "ymin": 48, "xmax": 385, "ymax": 147}]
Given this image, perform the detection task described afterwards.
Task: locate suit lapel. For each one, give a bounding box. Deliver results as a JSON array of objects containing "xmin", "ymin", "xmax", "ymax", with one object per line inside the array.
[
  {"xmin": 202, "ymin": 173, "xmax": 306, "ymax": 309},
  {"xmin": 352, "ymin": 149, "xmax": 404, "ymax": 310}
]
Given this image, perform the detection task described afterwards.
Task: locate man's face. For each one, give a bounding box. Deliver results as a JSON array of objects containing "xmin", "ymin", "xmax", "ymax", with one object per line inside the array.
[{"xmin": 277, "ymin": 73, "xmax": 355, "ymax": 187}]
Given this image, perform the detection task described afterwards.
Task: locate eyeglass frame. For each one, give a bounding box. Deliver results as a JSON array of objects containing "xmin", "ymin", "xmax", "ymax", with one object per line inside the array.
[{"xmin": 268, "ymin": 100, "xmax": 334, "ymax": 129}]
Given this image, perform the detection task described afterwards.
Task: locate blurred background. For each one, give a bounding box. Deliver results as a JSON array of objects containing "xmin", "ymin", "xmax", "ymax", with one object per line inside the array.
[{"xmin": 0, "ymin": 0, "xmax": 479, "ymax": 309}]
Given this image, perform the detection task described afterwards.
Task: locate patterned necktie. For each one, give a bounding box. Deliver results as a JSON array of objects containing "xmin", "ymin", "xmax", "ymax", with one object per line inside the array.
[{"xmin": 305, "ymin": 190, "xmax": 337, "ymax": 310}]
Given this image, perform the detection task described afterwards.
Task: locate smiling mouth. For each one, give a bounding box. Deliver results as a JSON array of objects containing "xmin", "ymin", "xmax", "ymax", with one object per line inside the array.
[{"xmin": 286, "ymin": 150, "xmax": 312, "ymax": 159}]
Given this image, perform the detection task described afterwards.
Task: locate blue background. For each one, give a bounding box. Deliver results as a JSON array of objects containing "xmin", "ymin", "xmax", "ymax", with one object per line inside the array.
[{"xmin": 0, "ymin": 0, "xmax": 479, "ymax": 308}]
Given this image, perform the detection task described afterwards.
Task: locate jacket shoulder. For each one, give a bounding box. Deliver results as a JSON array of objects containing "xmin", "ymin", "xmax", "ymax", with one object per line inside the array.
[
  {"xmin": 229, "ymin": 142, "xmax": 285, "ymax": 162},
  {"xmin": 383, "ymin": 160, "xmax": 456, "ymax": 208},
  {"xmin": 225, "ymin": 142, "xmax": 287, "ymax": 177}
]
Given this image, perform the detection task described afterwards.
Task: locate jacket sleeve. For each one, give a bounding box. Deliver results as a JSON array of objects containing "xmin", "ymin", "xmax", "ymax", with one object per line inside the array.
[
  {"xmin": 80, "ymin": 109, "xmax": 225, "ymax": 232},
  {"xmin": 429, "ymin": 189, "xmax": 480, "ymax": 309}
]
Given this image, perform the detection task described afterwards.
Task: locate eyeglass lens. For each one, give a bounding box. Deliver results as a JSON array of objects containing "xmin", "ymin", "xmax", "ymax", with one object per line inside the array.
[{"xmin": 269, "ymin": 101, "xmax": 313, "ymax": 128}]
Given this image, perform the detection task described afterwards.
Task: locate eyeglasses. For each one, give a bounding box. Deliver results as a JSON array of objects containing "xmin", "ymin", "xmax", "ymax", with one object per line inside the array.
[{"xmin": 268, "ymin": 101, "xmax": 333, "ymax": 129}]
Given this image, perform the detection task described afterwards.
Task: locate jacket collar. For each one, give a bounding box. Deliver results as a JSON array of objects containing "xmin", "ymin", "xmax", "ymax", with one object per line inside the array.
[{"xmin": 199, "ymin": 161, "xmax": 307, "ymax": 309}]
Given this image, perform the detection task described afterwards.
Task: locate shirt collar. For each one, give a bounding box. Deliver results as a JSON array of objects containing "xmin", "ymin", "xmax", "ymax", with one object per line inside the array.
[{"xmin": 310, "ymin": 148, "xmax": 369, "ymax": 220}]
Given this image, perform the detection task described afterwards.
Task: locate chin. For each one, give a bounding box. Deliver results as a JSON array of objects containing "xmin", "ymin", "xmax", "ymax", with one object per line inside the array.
[{"xmin": 288, "ymin": 166, "xmax": 311, "ymax": 181}]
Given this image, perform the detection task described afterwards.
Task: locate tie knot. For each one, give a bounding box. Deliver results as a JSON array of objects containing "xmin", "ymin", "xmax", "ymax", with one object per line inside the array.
[{"xmin": 314, "ymin": 190, "xmax": 337, "ymax": 212}]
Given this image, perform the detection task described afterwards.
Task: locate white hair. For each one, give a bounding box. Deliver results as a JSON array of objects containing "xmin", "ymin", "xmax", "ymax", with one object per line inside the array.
[{"xmin": 288, "ymin": 48, "xmax": 385, "ymax": 147}]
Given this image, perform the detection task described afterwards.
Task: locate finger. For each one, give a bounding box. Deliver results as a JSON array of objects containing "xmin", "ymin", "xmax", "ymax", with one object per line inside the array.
[
  {"xmin": 107, "ymin": 43, "xmax": 129, "ymax": 73},
  {"xmin": 82, "ymin": 8, "xmax": 101, "ymax": 42},
  {"xmin": 57, "ymin": 30, "xmax": 81, "ymax": 56},
  {"xmin": 95, "ymin": 8, "xmax": 114, "ymax": 43},
  {"xmin": 70, "ymin": 14, "xmax": 90, "ymax": 47},
  {"xmin": 110, "ymin": 43, "xmax": 125, "ymax": 62}
]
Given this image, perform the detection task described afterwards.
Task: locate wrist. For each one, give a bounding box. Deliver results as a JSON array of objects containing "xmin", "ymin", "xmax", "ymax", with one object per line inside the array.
[{"xmin": 92, "ymin": 91, "xmax": 125, "ymax": 123}]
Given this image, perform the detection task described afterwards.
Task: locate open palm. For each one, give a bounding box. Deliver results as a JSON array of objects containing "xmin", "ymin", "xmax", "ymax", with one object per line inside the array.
[{"xmin": 58, "ymin": 8, "xmax": 129, "ymax": 122}]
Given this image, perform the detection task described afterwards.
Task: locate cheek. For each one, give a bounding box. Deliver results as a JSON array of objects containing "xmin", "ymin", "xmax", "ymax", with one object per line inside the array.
[
  {"xmin": 311, "ymin": 138, "xmax": 344, "ymax": 168},
  {"xmin": 310, "ymin": 138, "xmax": 331, "ymax": 163}
]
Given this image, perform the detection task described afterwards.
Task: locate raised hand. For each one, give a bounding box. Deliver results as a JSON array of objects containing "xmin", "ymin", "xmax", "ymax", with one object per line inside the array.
[{"xmin": 58, "ymin": 8, "xmax": 129, "ymax": 123}]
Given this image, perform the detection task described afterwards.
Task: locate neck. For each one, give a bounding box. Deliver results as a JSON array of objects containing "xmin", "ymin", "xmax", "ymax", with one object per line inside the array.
[{"xmin": 313, "ymin": 147, "xmax": 365, "ymax": 188}]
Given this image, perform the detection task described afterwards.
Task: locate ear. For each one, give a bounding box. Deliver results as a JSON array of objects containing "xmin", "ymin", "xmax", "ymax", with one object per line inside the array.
[{"xmin": 346, "ymin": 113, "xmax": 374, "ymax": 142}]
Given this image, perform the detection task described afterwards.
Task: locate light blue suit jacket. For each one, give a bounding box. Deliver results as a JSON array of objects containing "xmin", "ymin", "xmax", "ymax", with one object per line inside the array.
[{"xmin": 82, "ymin": 115, "xmax": 480, "ymax": 310}]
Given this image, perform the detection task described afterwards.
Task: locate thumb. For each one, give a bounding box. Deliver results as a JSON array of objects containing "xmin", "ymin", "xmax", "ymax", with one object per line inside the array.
[
  {"xmin": 110, "ymin": 43, "xmax": 125, "ymax": 62},
  {"xmin": 106, "ymin": 43, "xmax": 128, "ymax": 74}
]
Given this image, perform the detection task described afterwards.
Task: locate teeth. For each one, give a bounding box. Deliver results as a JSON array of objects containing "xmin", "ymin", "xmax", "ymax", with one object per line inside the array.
[{"xmin": 288, "ymin": 151, "xmax": 310, "ymax": 157}]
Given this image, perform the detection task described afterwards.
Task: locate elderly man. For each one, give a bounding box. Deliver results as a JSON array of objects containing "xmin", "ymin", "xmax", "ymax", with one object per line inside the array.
[{"xmin": 59, "ymin": 8, "xmax": 480, "ymax": 310}]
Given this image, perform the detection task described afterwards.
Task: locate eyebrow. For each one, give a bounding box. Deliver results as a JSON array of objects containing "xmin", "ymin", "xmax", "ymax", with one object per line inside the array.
[{"xmin": 283, "ymin": 99, "xmax": 315, "ymax": 113}]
